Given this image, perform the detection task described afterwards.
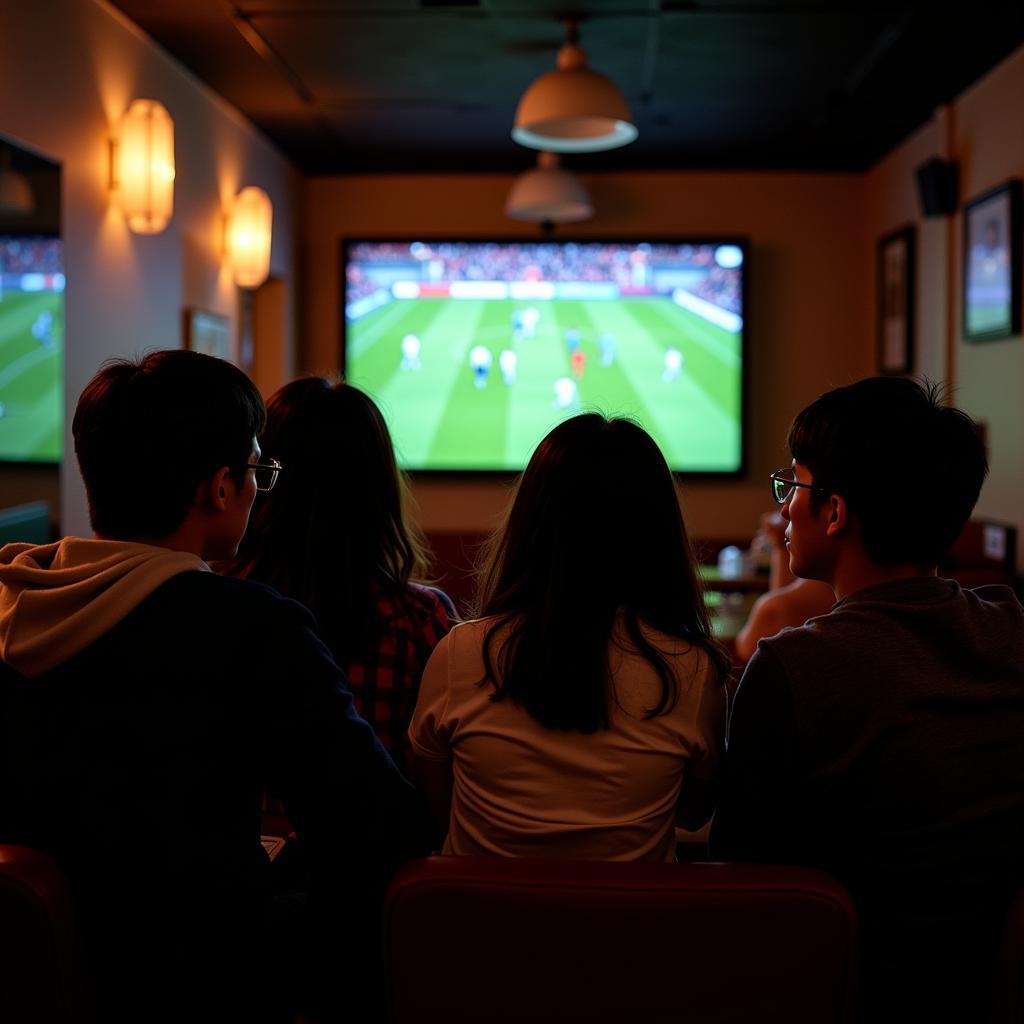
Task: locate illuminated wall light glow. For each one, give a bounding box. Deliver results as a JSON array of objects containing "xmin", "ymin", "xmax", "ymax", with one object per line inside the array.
[
  {"xmin": 226, "ymin": 187, "xmax": 273, "ymax": 288},
  {"xmin": 114, "ymin": 99, "xmax": 175, "ymax": 234}
]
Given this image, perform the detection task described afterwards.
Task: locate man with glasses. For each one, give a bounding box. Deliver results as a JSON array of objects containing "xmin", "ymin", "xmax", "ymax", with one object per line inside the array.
[
  {"xmin": 0, "ymin": 350, "xmax": 420, "ymax": 1023},
  {"xmin": 711, "ymin": 377, "xmax": 1024, "ymax": 1022},
  {"xmin": 734, "ymin": 508, "xmax": 834, "ymax": 662}
]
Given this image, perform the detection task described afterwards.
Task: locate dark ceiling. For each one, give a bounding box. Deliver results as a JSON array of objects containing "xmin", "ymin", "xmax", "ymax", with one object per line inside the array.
[{"xmin": 110, "ymin": 0, "xmax": 1024, "ymax": 175}]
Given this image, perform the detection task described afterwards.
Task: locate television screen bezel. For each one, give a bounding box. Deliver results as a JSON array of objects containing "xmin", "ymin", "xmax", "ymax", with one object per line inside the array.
[
  {"xmin": 339, "ymin": 235, "xmax": 749, "ymax": 481},
  {"xmin": 0, "ymin": 229, "xmax": 65, "ymax": 467}
]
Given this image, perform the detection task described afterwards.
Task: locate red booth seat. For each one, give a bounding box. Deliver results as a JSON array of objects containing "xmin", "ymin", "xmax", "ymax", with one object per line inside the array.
[{"xmin": 385, "ymin": 856, "xmax": 859, "ymax": 1024}]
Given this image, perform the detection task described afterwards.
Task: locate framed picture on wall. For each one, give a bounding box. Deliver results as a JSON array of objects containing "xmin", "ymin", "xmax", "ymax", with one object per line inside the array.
[
  {"xmin": 183, "ymin": 308, "xmax": 231, "ymax": 361},
  {"xmin": 962, "ymin": 180, "xmax": 1022, "ymax": 342},
  {"xmin": 877, "ymin": 225, "xmax": 915, "ymax": 375}
]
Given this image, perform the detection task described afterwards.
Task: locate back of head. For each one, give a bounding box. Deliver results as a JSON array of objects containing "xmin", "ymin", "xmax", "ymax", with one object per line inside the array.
[
  {"xmin": 229, "ymin": 377, "xmax": 424, "ymax": 662},
  {"xmin": 73, "ymin": 350, "xmax": 265, "ymax": 540},
  {"xmin": 788, "ymin": 377, "xmax": 988, "ymax": 567},
  {"xmin": 478, "ymin": 413, "xmax": 727, "ymax": 732},
  {"xmin": 481, "ymin": 414, "xmax": 692, "ymax": 618}
]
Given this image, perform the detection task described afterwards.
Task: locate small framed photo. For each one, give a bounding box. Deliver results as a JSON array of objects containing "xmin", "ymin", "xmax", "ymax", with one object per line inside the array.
[
  {"xmin": 183, "ymin": 308, "xmax": 231, "ymax": 361},
  {"xmin": 877, "ymin": 225, "xmax": 915, "ymax": 374},
  {"xmin": 963, "ymin": 180, "xmax": 1022, "ymax": 342}
]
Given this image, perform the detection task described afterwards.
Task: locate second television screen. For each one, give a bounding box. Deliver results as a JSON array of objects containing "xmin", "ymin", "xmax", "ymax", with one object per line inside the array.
[{"xmin": 343, "ymin": 239, "xmax": 745, "ymax": 473}]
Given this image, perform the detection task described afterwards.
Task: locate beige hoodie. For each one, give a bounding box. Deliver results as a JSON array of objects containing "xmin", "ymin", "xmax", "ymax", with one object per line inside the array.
[{"xmin": 0, "ymin": 537, "xmax": 208, "ymax": 678}]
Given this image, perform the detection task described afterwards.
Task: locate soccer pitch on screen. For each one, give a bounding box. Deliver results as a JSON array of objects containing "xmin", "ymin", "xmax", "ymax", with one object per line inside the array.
[
  {"xmin": 343, "ymin": 241, "xmax": 744, "ymax": 474},
  {"xmin": 0, "ymin": 269, "xmax": 64, "ymax": 463}
]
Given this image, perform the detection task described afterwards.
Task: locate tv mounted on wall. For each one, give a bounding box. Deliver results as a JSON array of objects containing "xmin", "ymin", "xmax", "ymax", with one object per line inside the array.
[
  {"xmin": 0, "ymin": 234, "xmax": 64, "ymax": 464},
  {"xmin": 341, "ymin": 238, "xmax": 747, "ymax": 475}
]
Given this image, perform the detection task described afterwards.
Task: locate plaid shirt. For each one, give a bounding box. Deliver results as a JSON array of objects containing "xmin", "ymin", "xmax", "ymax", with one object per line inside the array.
[{"xmin": 345, "ymin": 582, "xmax": 453, "ymax": 772}]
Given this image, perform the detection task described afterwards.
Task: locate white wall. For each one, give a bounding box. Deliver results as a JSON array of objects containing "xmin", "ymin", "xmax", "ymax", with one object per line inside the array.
[{"xmin": 0, "ymin": 0, "xmax": 301, "ymax": 536}]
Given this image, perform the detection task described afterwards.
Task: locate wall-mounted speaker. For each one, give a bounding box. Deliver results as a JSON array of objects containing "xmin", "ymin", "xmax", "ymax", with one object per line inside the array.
[{"xmin": 915, "ymin": 158, "xmax": 958, "ymax": 217}]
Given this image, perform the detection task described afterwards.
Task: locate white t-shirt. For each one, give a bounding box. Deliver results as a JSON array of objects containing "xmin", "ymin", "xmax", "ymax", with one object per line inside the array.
[{"xmin": 408, "ymin": 615, "xmax": 725, "ymax": 862}]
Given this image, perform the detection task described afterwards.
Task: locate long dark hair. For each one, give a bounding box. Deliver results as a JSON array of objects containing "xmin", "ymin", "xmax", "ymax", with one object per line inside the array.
[
  {"xmin": 227, "ymin": 377, "xmax": 430, "ymax": 664},
  {"xmin": 475, "ymin": 413, "xmax": 730, "ymax": 733}
]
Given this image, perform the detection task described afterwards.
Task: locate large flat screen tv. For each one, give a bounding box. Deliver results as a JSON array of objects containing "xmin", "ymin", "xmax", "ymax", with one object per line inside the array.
[
  {"xmin": 342, "ymin": 238, "xmax": 746, "ymax": 475},
  {"xmin": 0, "ymin": 235, "xmax": 64, "ymax": 463}
]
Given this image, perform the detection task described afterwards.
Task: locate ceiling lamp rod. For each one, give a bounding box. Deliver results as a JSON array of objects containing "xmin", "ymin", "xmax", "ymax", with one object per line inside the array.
[{"xmin": 512, "ymin": 17, "xmax": 637, "ymax": 154}]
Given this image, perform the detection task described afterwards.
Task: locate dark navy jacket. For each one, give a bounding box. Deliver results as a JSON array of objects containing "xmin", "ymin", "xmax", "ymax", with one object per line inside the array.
[{"xmin": 0, "ymin": 571, "xmax": 421, "ymax": 1022}]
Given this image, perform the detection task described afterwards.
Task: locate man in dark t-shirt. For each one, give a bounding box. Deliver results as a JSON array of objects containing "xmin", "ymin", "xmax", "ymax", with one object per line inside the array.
[
  {"xmin": 0, "ymin": 351, "xmax": 421, "ymax": 1022},
  {"xmin": 711, "ymin": 377, "xmax": 1024, "ymax": 1022}
]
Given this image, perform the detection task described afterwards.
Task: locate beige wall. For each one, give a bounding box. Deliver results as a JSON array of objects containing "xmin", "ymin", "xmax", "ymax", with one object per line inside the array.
[
  {"xmin": 5, "ymin": 0, "xmax": 1012, "ymax": 557},
  {"xmin": 865, "ymin": 46, "xmax": 1024, "ymax": 569},
  {"xmin": 305, "ymin": 171, "xmax": 871, "ymax": 540},
  {"xmin": 0, "ymin": 0, "xmax": 301, "ymax": 537}
]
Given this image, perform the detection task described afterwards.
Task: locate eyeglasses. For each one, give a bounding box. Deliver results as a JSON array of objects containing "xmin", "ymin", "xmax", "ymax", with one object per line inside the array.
[
  {"xmin": 244, "ymin": 458, "xmax": 282, "ymax": 492},
  {"xmin": 770, "ymin": 468, "xmax": 826, "ymax": 505}
]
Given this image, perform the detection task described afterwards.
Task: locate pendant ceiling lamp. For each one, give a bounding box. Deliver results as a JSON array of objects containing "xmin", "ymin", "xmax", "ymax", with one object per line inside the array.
[
  {"xmin": 505, "ymin": 152, "xmax": 593, "ymax": 224},
  {"xmin": 512, "ymin": 20, "xmax": 637, "ymax": 154}
]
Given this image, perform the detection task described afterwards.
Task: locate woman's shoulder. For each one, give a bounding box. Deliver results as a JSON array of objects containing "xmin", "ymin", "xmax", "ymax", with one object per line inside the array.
[
  {"xmin": 608, "ymin": 619, "xmax": 720, "ymax": 728},
  {"xmin": 435, "ymin": 615, "xmax": 516, "ymax": 664},
  {"xmin": 442, "ymin": 614, "xmax": 496, "ymax": 643},
  {"xmin": 614, "ymin": 614, "xmax": 708, "ymax": 659}
]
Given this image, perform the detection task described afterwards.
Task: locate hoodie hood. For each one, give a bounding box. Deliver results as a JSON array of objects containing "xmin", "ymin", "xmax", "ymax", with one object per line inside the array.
[{"xmin": 0, "ymin": 537, "xmax": 208, "ymax": 677}]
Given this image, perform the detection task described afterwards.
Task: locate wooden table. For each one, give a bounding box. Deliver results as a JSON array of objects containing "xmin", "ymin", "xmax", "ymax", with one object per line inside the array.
[{"xmin": 700, "ymin": 567, "xmax": 767, "ymax": 656}]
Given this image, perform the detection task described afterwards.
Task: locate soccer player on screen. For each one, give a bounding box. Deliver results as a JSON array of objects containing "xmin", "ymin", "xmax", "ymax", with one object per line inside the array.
[
  {"xmin": 552, "ymin": 377, "xmax": 578, "ymax": 410},
  {"xmin": 499, "ymin": 349, "xmax": 517, "ymax": 386},
  {"xmin": 598, "ymin": 332, "xmax": 616, "ymax": 367},
  {"xmin": 400, "ymin": 333, "xmax": 422, "ymax": 371},
  {"xmin": 565, "ymin": 327, "xmax": 581, "ymax": 353},
  {"xmin": 662, "ymin": 347, "xmax": 684, "ymax": 382},
  {"xmin": 522, "ymin": 307, "xmax": 540, "ymax": 339},
  {"xmin": 32, "ymin": 309, "xmax": 55, "ymax": 349},
  {"xmin": 571, "ymin": 349, "xmax": 586, "ymax": 379},
  {"xmin": 469, "ymin": 345, "xmax": 493, "ymax": 389},
  {"xmin": 511, "ymin": 310, "xmax": 525, "ymax": 343}
]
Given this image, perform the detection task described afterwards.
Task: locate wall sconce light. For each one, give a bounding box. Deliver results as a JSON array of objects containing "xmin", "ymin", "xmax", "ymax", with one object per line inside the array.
[
  {"xmin": 111, "ymin": 99, "xmax": 175, "ymax": 234},
  {"xmin": 225, "ymin": 187, "xmax": 273, "ymax": 289}
]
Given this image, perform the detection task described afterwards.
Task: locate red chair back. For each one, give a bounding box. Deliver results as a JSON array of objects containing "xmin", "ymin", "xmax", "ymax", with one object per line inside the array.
[
  {"xmin": 385, "ymin": 856, "xmax": 858, "ymax": 1024},
  {"xmin": 993, "ymin": 888, "xmax": 1024, "ymax": 1024},
  {"xmin": 0, "ymin": 845, "xmax": 91, "ymax": 1023}
]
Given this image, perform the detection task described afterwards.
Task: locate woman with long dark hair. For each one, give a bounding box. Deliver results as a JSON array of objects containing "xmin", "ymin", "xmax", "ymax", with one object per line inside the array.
[
  {"xmin": 409, "ymin": 413, "xmax": 730, "ymax": 860},
  {"xmin": 227, "ymin": 377, "xmax": 453, "ymax": 770}
]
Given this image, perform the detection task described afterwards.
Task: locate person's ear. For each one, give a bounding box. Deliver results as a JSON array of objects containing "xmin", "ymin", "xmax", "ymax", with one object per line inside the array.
[
  {"xmin": 205, "ymin": 466, "xmax": 234, "ymax": 512},
  {"xmin": 825, "ymin": 494, "xmax": 848, "ymax": 537}
]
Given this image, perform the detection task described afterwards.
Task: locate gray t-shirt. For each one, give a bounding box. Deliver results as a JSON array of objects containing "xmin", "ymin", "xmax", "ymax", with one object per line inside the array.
[{"xmin": 711, "ymin": 576, "xmax": 1024, "ymax": 1021}]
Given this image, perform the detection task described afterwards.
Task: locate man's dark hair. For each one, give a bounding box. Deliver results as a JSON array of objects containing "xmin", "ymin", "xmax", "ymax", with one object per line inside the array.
[
  {"xmin": 788, "ymin": 377, "xmax": 987, "ymax": 568},
  {"xmin": 73, "ymin": 350, "xmax": 266, "ymax": 539}
]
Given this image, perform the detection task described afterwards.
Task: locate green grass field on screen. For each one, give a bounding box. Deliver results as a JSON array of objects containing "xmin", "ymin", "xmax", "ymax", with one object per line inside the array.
[
  {"xmin": 346, "ymin": 296, "xmax": 742, "ymax": 472},
  {"xmin": 966, "ymin": 302, "xmax": 1010, "ymax": 336},
  {"xmin": 0, "ymin": 288, "xmax": 64, "ymax": 462}
]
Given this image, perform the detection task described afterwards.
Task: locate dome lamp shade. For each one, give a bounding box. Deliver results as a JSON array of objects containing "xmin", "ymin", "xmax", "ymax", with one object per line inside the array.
[
  {"xmin": 512, "ymin": 30, "xmax": 637, "ymax": 154},
  {"xmin": 505, "ymin": 152, "xmax": 593, "ymax": 223}
]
